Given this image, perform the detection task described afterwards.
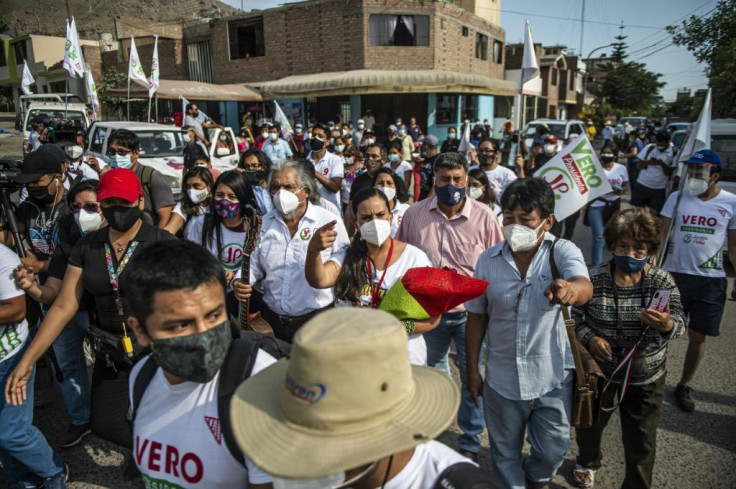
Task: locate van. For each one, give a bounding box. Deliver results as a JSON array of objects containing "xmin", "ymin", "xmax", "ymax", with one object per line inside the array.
[{"xmin": 523, "ymin": 119, "xmax": 586, "ymax": 153}]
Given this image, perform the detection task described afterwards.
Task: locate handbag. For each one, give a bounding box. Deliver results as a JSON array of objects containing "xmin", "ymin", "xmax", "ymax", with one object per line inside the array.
[{"xmin": 549, "ymin": 240, "xmax": 606, "ymax": 428}]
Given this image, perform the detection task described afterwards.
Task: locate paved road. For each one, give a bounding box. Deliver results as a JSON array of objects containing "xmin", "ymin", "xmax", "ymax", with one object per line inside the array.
[{"xmin": 0, "ymin": 121, "xmax": 734, "ymax": 487}]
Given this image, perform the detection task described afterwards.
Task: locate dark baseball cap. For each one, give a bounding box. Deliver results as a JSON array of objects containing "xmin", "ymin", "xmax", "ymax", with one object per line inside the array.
[{"xmin": 13, "ymin": 149, "xmax": 63, "ymax": 184}]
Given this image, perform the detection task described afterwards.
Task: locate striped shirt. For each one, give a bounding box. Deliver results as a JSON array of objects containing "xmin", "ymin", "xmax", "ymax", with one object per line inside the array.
[
  {"xmin": 573, "ymin": 264, "xmax": 686, "ymax": 385},
  {"xmin": 396, "ymin": 196, "xmax": 503, "ymax": 312}
]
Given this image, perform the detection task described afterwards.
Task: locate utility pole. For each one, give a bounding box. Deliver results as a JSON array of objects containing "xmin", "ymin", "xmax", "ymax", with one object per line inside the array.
[{"xmin": 579, "ymin": 0, "xmax": 586, "ymax": 55}]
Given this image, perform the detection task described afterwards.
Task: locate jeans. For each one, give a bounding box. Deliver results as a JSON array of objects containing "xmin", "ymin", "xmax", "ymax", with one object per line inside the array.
[
  {"xmin": 0, "ymin": 341, "xmax": 65, "ymax": 487},
  {"xmin": 424, "ymin": 312, "xmax": 486, "ymax": 453},
  {"xmin": 483, "ymin": 379, "xmax": 573, "ymax": 489},
  {"xmin": 588, "ymin": 205, "xmax": 606, "ymax": 266},
  {"xmin": 52, "ymin": 311, "xmax": 91, "ymax": 426}
]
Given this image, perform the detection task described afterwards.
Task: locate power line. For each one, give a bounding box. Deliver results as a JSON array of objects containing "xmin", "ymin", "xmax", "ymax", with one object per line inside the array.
[{"xmin": 500, "ymin": 9, "xmax": 661, "ymax": 29}]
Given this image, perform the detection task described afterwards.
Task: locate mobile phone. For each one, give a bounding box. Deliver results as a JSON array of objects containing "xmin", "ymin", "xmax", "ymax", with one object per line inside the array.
[{"xmin": 649, "ymin": 290, "xmax": 671, "ymax": 312}]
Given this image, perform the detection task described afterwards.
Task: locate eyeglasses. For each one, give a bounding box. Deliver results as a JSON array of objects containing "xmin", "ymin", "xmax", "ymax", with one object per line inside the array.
[
  {"xmin": 70, "ymin": 202, "xmax": 101, "ymax": 213},
  {"xmin": 107, "ymin": 148, "xmax": 132, "ymax": 156},
  {"xmin": 366, "ymin": 154, "xmax": 381, "ymax": 159},
  {"xmin": 479, "ymin": 149, "xmax": 495, "ymax": 154}
]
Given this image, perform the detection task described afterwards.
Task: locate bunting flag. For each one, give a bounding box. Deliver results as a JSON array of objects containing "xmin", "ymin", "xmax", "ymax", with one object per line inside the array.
[
  {"xmin": 63, "ymin": 18, "xmax": 85, "ymax": 78},
  {"xmin": 85, "ymin": 69, "xmax": 100, "ymax": 113},
  {"xmin": 148, "ymin": 35, "xmax": 159, "ymax": 97},
  {"xmin": 128, "ymin": 36, "xmax": 148, "ymax": 87},
  {"xmin": 21, "ymin": 60, "xmax": 35, "ymax": 95},
  {"xmin": 273, "ymin": 101, "xmax": 293, "ymax": 141}
]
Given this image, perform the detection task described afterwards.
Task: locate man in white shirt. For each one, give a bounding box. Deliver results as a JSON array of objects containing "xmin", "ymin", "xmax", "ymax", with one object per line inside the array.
[
  {"xmin": 307, "ymin": 123, "xmax": 344, "ymax": 210},
  {"xmin": 183, "ymin": 103, "xmax": 222, "ymax": 147},
  {"xmin": 232, "ymin": 159, "xmax": 349, "ymax": 342},
  {"xmin": 352, "ymin": 119, "xmax": 365, "ymax": 147},
  {"xmin": 658, "ymin": 149, "xmax": 736, "ymax": 412},
  {"xmin": 261, "ymin": 123, "xmax": 293, "ymax": 165},
  {"xmin": 630, "ymin": 132, "xmax": 676, "ymax": 215},
  {"xmin": 125, "ymin": 240, "xmax": 275, "ymax": 489},
  {"xmin": 468, "ymin": 138, "xmax": 517, "ymax": 202},
  {"xmin": 230, "ymin": 308, "xmax": 494, "ymax": 489}
]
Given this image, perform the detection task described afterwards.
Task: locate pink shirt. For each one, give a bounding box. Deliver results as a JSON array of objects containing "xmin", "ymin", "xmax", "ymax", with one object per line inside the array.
[{"xmin": 396, "ymin": 196, "xmax": 503, "ymax": 312}]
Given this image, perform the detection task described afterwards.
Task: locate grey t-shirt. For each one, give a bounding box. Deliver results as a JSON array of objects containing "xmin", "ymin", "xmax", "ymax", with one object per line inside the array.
[
  {"xmin": 133, "ymin": 164, "xmax": 175, "ymax": 225},
  {"xmin": 183, "ymin": 112, "xmax": 206, "ymax": 138}
]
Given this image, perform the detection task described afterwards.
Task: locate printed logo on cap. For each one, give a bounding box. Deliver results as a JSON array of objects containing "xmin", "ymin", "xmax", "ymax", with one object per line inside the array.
[{"xmin": 285, "ymin": 376, "xmax": 326, "ymax": 406}]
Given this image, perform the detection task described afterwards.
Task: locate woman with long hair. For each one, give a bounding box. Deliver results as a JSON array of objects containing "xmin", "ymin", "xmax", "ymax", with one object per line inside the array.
[
  {"xmin": 467, "ymin": 168, "xmax": 503, "ymax": 224},
  {"xmin": 372, "ymin": 167, "xmax": 409, "ymax": 238},
  {"xmin": 305, "ymin": 187, "xmax": 440, "ymax": 365},
  {"xmin": 164, "ymin": 166, "xmax": 214, "ymax": 236}
]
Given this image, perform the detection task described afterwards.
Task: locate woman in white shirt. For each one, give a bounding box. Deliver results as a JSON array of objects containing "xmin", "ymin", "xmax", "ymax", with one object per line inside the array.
[
  {"xmin": 164, "ymin": 166, "xmax": 213, "ymax": 236},
  {"xmin": 467, "ymin": 168, "xmax": 503, "ymax": 224},
  {"xmin": 384, "ymin": 142, "xmax": 413, "ymax": 189},
  {"xmin": 372, "ymin": 167, "xmax": 410, "ymax": 238},
  {"xmin": 305, "ymin": 188, "xmax": 440, "ymax": 365}
]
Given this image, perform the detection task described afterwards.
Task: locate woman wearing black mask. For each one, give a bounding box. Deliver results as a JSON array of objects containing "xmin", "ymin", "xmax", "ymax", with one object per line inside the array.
[{"xmin": 5, "ymin": 168, "xmax": 174, "ymax": 453}]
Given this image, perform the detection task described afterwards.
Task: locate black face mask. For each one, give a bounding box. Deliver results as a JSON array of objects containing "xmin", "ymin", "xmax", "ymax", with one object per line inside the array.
[
  {"xmin": 101, "ymin": 205, "xmax": 141, "ymax": 232},
  {"xmin": 310, "ymin": 136, "xmax": 326, "ymax": 151},
  {"xmin": 27, "ymin": 177, "xmax": 58, "ymax": 205},
  {"xmin": 479, "ymin": 153, "xmax": 496, "ymax": 167},
  {"xmin": 242, "ymin": 170, "xmax": 265, "ymax": 185}
]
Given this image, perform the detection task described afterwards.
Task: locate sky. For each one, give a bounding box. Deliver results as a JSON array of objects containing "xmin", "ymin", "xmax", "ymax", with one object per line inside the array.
[{"xmin": 226, "ymin": 0, "xmax": 715, "ymax": 102}]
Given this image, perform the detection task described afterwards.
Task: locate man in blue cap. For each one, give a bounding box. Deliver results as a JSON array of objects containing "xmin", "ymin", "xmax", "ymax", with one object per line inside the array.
[{"xmin": 658, "ymin": 149, "xmax": 736, "ymax": 411}]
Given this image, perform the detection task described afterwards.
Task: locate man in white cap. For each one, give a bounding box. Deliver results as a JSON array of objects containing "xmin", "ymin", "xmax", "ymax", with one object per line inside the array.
[
  {"xmin": 231, "ymin": 308, "xmax": 496, "ymax": 488},
  {"xmin": 352, "ymin": 119, "xmax": 365, "ymax": 147}
]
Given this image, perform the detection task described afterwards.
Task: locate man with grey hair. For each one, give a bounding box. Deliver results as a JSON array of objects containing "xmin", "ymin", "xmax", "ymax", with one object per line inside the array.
[{"xmin": 232, "ymin": 159, "xmax": 349, "ymax": 342}]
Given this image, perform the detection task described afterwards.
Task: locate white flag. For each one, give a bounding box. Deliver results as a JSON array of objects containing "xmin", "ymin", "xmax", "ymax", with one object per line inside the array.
[
  {"xmin": 457, "ymin": 122, "xmax": 473, "ymax": 157},
  {"xmin": 521, "ymin": 20, "xmax": 539, "ymax": 87},
  {"xmin": 273, "ymin": 101, "xmax": 293, "ymax": 140},
  {"xmin": 677, "ymin": 88, "xmax": 711, "ymax": 163},
  {"xmin": 128, "ymin": 37, "xmax": 148, "ymax": 87},
  {"xmin": 148, "ymin": 36, "xmax": 159, "ymax": 97},
  {"xmin": 85, "ymin": 69, "xmax": 100, "ymax": 113},
  {"xmin": 63, "ymin": 18, "xmax": 85, "ymax": 78},
  {"xmin": 533, "ymin": 133, "xmax": 613, "ymax": 220},
  {"xmin": 21, "ymin": 60, "xmax": 34, "ymax": 95}
]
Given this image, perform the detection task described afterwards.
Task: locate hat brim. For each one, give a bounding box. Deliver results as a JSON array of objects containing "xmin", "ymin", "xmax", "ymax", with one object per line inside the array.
[
  {"xmin": 230, "ymin": 359, "xmax": 459, "ymax": 479},
  {"xmin": 12, "ymin": 172, "xmax": 45, "ymax": 184},
  {"xmin": 97, "ymin": 189, "xmax": 142, "ymax": 202}
]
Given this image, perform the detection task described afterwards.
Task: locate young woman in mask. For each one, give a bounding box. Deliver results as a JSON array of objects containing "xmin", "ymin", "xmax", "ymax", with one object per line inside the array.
[
  {"xmin": 215, "ymin": 131, "xmax": 235, "ymax": 157},
  {"xmin": 585, "ymin": 143, "xmax": 629, "ymax": 266},
  {"xmin": 5, "ymin": 169, "xmax": 175, "ymax": 451},
  {"xmin": 185, "ymin": 171, "xmax": 258, "ymax": 284},
  {"xmin": 467, "ymin": 168, "xmax": 502, "ymax": 224},
  {"xmin": 164, "ymin": 166, "xmax": 214, "ymax": 236},
  {"xmin": 305, "ymin": 188, "xmax": 440, "ymax": 365},
  {"xmin": 340, "ymin": 145, "xmax": 366, "ymax": 213},
  {"xmin": 384, "ymin": 142, "xmax": 413, "ymax": 188},
  {"xmin": 372, "ymin": 167, "xmax": 410, "ymax": 238}
]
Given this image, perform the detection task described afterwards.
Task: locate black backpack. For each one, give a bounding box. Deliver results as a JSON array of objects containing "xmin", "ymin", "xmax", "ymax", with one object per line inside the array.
[
  {"xmin": 130, "ymin": 328, "xmax": 290, "ymax": 466},
  {"xmin": 432, "ymin": 462, "xmax": 497, "ymax": 489}
]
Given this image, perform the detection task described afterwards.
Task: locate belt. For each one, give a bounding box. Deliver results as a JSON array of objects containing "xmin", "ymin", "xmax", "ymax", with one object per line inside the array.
[{"xmin": 276, "ymin": 304, "xmax": 334, "ymax": 325}]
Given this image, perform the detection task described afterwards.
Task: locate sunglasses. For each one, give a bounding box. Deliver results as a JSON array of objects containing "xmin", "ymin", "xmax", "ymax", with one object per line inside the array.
[
  {"xmin": 70, "ymin": 202, "xmax": 101, "ymax": 213},
  {"xmin": 107, "ymin": 148, "xmax": 133, "ymax": 156}
]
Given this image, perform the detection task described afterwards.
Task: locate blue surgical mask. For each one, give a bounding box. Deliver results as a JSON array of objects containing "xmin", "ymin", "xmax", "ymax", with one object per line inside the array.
[
  {"xmin": 182, "ymin": 134, "xmax": 191, "ymax": 143},
  {"xmin": 435, "ymin": 183, "xmax": 466, "ymax": 205},
  {"xmin": 613, "ymin": 253, "xmax": 648, "ymax": 273},
  {"xmin": 110, "ymin": 154, "xmax": 132, "ymax": 169},
  {"xmin": 388, "ymin": 154, "xmax": 400, "ymax": 163}
]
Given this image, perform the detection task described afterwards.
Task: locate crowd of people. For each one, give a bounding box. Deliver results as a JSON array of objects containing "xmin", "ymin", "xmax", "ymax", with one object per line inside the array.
[{"xmin": 0, "ymin": 108, "xmax": 733, "ymax": 489}]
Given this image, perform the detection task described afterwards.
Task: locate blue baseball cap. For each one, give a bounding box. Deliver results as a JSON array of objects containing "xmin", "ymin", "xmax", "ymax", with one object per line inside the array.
[{"xmin": 684, "ymin": 149, "xmax": 722, "ymax": 168}]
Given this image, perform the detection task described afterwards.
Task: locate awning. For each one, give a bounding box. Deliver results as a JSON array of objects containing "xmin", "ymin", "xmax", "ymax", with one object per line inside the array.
[
  {"xmin": 105, "ymin": 79, "xmax": 262, "ymax": 101},
  {"xmin": 251, "ymin": 69, "xmax": 518, "ymax": 98}
]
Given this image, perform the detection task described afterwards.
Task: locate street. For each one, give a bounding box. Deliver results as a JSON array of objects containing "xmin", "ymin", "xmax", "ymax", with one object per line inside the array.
[{"xmin": 0, "ymin": 119, "xmax": 734, "ymax": 488}]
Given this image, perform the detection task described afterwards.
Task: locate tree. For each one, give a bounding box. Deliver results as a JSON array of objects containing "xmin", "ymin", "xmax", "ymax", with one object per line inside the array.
[
  {"xmin": 667, "ymin": 0, "xmax": 736, "ymax": 118},
  {"xmin": 598, "ymin": 61, "xmax": 664, "ymax": 116},
  {"xmin": 98, "ymin": 68, "xmax": 127, "ymax": 113}
]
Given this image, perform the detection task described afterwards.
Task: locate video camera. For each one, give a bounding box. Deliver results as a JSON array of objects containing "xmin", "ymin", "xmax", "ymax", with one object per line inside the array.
[{"xmin": 0, "ymin": 159, "xmax": 22, "ymax": 189}]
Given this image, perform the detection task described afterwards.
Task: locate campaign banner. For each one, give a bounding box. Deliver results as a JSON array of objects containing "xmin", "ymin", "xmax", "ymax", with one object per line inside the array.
[{"xmin": 534, "ymin": 133, "xmax": 613, "ymax": 220}]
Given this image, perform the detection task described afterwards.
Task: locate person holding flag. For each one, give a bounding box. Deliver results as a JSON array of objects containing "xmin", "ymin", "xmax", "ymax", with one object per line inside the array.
[{"xmin": 262, "ymin": 123, "xmax": 293, "ymax": 165}]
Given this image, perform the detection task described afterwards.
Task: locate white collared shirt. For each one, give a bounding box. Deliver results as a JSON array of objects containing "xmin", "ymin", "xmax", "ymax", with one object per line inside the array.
[
  {"xmin": 308, "ymin": 150, "xmax": 344, "ymax": 210},
  {"xmin": 238, "ymin": 203, "xmax": 349, "ymax": 316}
]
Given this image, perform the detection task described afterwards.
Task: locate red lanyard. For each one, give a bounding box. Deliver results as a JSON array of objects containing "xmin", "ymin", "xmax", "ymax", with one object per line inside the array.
[{"xmin": 365, "ymin": 238, "xmax": 394, "ymax": 308}]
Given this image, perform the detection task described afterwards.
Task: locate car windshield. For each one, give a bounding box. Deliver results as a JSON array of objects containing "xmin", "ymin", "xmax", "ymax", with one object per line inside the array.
[
  {"xmin": 26, "ymin": 109, "xmax": 86, "ymax": 131},
  {"xmin": 526, "ymin": 123, "xmax": 566, "ymax": 139},
  {"xmin": 712, "ymin": 135, "xmax": 736, "ymax": 175},
  {"xmin": 136, "ymin": 130, "xmax": 184, "ymax": 158},
  {"xmin": 620, "ymin": 117, "xmax": 646, "ymax": 127}
]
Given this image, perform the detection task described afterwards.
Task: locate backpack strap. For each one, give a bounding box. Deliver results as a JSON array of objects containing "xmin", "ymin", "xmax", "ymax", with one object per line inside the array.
[
  {"xmin": 140, "ymin": 165, "xmax": 155, "ymax": 203},
  {"xmin": 218, "ymin": 336, "xmax": 260, "ymax": 467},
  {"xmin": 130, "ymin": 356, "xmax": 159, "ymax": 423},
  {"xmin": 432, "ymin": 462, "xmax": 496, "ymax": 489}
]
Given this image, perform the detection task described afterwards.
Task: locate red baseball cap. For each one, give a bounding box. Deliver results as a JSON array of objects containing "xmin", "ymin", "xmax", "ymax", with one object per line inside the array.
[
  {"xmin": 544, "ymin": 134, "xmax": 559, "ymax": 144},
  {"xmin": 98, "ymin": 168, "xmax": 143, "ymax": 203}
]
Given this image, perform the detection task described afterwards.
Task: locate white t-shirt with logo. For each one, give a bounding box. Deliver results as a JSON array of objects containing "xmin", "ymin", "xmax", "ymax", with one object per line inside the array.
[
  {"xmin": 391, "ymin": 202, "xmax": 410, "ymax": 238},
  {"xmin": 636, "ymin": 144, "xmax": 675, "ymax": 189},
  {"xmin": 661, "ymin": 189, "xmax": 736, "ymax": 278},
  {"xmin": 0, "ymin": 245, "xmax": 29, "ymax": 363},
  {"xmin": 185, "ymin": 218, "xmax": 246, "ymax": 272},
  {"xmin": 356, "ymin": 244, "xmax": 433, "ymax": 366},
  {"xmin": 469, "ymin": 164, "xmax": 517, "ymax": 202},
  {"xmin": 591, "ymin": 163, "xmax": 628, "ymax": 207},
  {"xmin": 309, "ymin": 150, "xmax": 345, "ymax": 210},
  {"xmin": 384, "ymin": 441, "xmax": 474, "ymax": 489},
  {"xmin": 130, "ymin": 349, "xmax": 277, "ymax": 488}
]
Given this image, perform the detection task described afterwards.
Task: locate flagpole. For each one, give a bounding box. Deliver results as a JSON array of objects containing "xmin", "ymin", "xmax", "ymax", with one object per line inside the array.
[
  {"xmin": 127, "ymin": 77, "xmax": 131, "ymax": 121},
  {"xmin": 64, "ymin": 73, "xmax": 69, "ymax": 119},
  {"xmin": 147, "ymin": 95, "xmax": 152, "ymax": 123}
]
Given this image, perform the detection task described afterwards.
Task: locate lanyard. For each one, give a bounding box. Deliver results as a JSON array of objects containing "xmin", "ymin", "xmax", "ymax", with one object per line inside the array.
[
  {"xmin": 104, "ymin": 241, "xmax": 140, "ymax": 317},
  {"xmin": 365, "ymin": 238, "xmax": 394, "ymax": 308}
]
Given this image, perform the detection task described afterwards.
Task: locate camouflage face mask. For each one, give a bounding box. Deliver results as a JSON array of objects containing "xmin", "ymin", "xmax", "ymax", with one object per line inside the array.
[{"xmin": 151, "ymin": 320, "xmax": 232, "ymax": 383}]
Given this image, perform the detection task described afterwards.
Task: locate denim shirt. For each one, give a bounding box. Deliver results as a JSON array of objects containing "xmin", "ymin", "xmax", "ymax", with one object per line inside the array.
[
  {"xmin": 252, "ymin": 185, "xmax": 274, "ymax": 216},
  {"xmin": 466, "ymin": 234, "xmax": 589, "ymax": 400}
]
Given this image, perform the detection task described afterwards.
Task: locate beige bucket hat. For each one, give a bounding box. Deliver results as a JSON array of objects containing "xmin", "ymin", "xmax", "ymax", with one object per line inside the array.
[{"xmin": 230, "ymin": 308, "xmax": 460, "ymax": 479}]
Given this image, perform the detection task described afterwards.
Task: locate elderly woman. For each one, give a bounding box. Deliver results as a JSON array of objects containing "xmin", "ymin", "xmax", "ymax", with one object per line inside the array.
[{"xmin": 572, "ymin": 208, "xmax": 686, "ymax": 489}]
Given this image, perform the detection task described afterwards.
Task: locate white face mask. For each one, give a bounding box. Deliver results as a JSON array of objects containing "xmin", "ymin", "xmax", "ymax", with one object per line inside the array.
[
  {"xmin": 543, "ymin": 144, "xmax": 557, "ymax": 156},
  {"xmin": 376, "ymin": 186, "xmax": 396, "ymax": 201},
  {"xmin": 187, "ymin": 188, "xmax": 209, "ymax": 204},
  {"xmin": 364, "ymin": 138, "xmax": 375, "ymax": 145},
  {"xmin": 504, "ymin": 221, "xmax": 546, "ymax": 252},
  {"xmin": 688, "ymin": 178, "xmax": 709, "ymax": 196},
  {"xmin": 75, "ymin": 209, "xmax": 102, "ymax": 234},
  {"xmin": 273, "ymin": 188, "xmax": 304, "ymax": 216},
  {"xmin": 468, "ymin": 186, "xmax": 484, "ymax": 200},
  {"xmin": 359, "ymin": 219, "xmax": 392, "ymax": 246},
  {"xmin": 269, "ymin": 133, "xmax": 279, "ymax": 141}
]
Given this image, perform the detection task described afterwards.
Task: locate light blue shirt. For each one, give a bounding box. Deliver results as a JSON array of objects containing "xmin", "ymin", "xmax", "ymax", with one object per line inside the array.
[
  {"xmin": 252, "ymin": 185, "xmax": 273, "ymax": 216},
  {"xmin": 466, "ymin": 234, "xmax": 589, "ymax": 401},
  {"xmin": 261, "ymin": 138, "xmax": 293, "ymax": 164}
]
